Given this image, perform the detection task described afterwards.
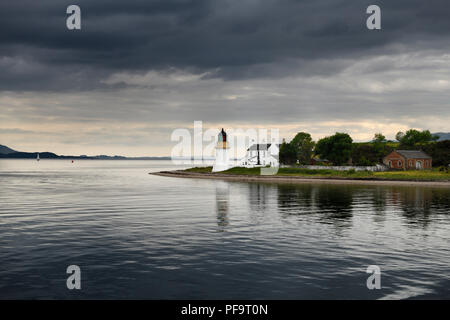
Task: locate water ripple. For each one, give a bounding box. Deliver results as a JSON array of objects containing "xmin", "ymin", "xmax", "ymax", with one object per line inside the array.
[{"xmin": 0, "ymin": 160, "xmax": 449, "ymax": 299}]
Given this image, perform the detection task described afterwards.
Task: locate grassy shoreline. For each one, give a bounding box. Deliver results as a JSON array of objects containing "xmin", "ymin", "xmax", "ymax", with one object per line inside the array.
[{"xmin": 184, "ymin": 166, "xmax": 450, "ymax": 182}]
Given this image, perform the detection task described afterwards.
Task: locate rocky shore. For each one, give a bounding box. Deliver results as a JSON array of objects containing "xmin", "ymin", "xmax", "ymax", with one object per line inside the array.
[{"xmin": 150, "ymin": 170, "xmax": 450, "ymax": 187}]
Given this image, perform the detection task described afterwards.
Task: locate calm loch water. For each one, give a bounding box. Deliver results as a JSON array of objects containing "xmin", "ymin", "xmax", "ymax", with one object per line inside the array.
[{"xmin": 0, "ymin": 160, "xmax": 449, "ymax": 299}]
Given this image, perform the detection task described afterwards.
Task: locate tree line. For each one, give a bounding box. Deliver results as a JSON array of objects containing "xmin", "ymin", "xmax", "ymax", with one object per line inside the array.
[{"xmin": 279, "ymin": 129, "xmax": 449, "ymax": 167}]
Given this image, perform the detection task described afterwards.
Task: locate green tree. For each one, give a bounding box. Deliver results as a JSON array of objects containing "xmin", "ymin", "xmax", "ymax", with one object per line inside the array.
[
  {"xmin": 395, "ymin": 131, "xmax": 405, "ymax": 142},
  {"xmin": 315, "ymin": 132, "xmax": 353, "ymax": 165},
  {"xmin": 290, "ymin": 132, "xmax": 315, "ymax": 164},
  {"xmin": 371, "ymin": 132, "xmax": 388, "ymax": 161},
  {"xmin": 372, "ymin": 133, "xmax": 386, "ymax": 143},
  {"xmin": 279, "ymin": 141, "xmax": 297, "ymax": 165},
  {"xmin": 399, "ymin": 129, "xmax": 439, "ymax": 147}
]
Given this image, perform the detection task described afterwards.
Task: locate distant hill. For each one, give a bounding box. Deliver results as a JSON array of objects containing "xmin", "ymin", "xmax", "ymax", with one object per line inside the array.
[
  {"xmin": 0, "ymin": 144, "xmax": 18, "ymax": 154},
  {"xmin": 0, "ymin": 151, "xmax": 60, "ymax": 159},
  {"xmin": 0, "ymin": 144, "xmax": 170, "ymax": 160},
  {"xmin": 434, "ymin": 132, "xmax": 450, "ymax": 141}
]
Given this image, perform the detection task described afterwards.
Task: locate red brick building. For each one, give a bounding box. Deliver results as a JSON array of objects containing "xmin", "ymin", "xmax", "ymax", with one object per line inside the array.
[{"xmin": 383, "ymin": 150, "xmax": 432, "ymax": 170}]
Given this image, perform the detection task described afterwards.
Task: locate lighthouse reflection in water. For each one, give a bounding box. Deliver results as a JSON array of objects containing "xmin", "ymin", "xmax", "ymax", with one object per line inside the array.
[{"xmin": 215, "ymin": 181, "xmax": 230, "ymax": 231}]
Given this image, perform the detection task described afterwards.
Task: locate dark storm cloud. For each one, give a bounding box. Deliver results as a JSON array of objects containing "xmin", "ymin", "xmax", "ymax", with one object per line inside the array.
[{"xmin": 1, "ymin": 0, "xmax": 450, "ymax": 91}]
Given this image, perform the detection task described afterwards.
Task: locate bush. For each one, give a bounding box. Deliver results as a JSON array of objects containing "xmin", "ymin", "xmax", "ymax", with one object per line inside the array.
[
  {"xmin": 351, "ymin": 143, "xmax": 393, "ymax": 165},
  {"xmin": 438, "ymin": 166, "xmax": 449, "ymax": 173},
  {"xmin": 422, "ymin": 140, "xmax": 450, "ymax": 167}
]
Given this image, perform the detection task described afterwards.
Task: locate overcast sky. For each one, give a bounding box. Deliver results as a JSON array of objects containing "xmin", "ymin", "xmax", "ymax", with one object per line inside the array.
[{"xmin": 1, "ymin": 0, "xmax": 449, "ymax": 156}]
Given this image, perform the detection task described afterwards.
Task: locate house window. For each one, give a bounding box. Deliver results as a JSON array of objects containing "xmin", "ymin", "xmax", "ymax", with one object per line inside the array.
[
  {"xmin": 409, "ymin": 160, "xmax": 412, "ymax": 167},
  {"xmin": 398, "ymin": 160, "xmax": 402, "ymax": 167},
  {"xmin": 388, "ymin": 160, "xmax": 392, "ymax": 168}
]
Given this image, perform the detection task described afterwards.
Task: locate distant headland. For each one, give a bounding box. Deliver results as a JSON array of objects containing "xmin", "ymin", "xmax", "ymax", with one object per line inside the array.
[{"xmin": 0, "ymin": 144, "xmax": 170, "ymax": 160}]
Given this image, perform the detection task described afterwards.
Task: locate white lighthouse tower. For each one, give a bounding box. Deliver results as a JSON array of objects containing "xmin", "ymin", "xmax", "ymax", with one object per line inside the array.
[{"xmin": 212, "ymin": 128, "xmax": 231, "ymax": 172}]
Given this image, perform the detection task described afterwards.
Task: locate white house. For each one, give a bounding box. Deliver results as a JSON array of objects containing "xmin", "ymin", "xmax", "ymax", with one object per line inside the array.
[{"xmin": 239, "ymin": 143, "xmax": 280, "ymax": 167}]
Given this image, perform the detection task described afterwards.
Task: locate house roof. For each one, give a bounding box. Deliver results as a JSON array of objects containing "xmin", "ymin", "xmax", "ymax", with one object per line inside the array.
[
  {"xmin": 395, "ymin": 150, "xmax": 432, "ymax": 159},
  {"xmin": 247, "ymin": 143, "xmax": 280, "ymax": 151}
]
